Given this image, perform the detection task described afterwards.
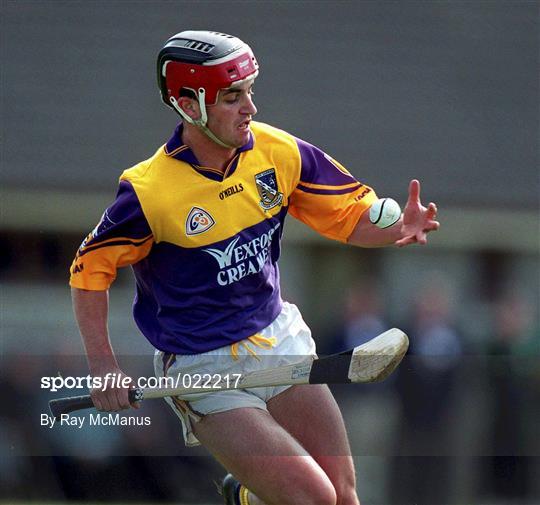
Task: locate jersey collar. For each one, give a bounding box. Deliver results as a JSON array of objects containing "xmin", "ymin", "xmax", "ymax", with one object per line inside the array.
[{"xmin": 164, "ymin": 123, "xmax": 254, "ymax": 181}]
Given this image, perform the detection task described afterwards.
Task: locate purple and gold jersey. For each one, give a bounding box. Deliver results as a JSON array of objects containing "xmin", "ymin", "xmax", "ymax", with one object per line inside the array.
[{"xmin": 70, "ymin": 121, "xmax": 377, "ymax": 354}]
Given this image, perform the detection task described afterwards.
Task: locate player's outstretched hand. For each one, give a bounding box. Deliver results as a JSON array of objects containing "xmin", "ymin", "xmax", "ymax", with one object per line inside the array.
[
  {"xmin": 395, "ymin": 179, "xmax": 440, "ymax": 247},
  {"xmin": 90, "ymin": 366, "xmax": 140, "ymax": 412}
]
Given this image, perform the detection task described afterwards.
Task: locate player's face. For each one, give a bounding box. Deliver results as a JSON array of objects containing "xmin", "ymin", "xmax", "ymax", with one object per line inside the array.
[{"xmin": 206, "ymin": 79, "xmax": 257, "ymax": 148}]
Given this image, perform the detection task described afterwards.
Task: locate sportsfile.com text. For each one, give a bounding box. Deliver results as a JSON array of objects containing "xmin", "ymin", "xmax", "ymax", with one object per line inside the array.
[{"xmin": 41, "ymin": 373, "xmax": 243, "ymax": 392}]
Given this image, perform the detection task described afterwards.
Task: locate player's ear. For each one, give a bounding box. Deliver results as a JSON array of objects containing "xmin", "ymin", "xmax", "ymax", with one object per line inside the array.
[{"xmin": 177, "ymin": 97, "xmax": 201, "ymax": 120}]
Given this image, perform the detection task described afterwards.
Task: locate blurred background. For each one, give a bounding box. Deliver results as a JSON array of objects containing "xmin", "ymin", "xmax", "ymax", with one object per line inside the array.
[{"xmin": 1, "ymin": 1, "xmax": 538, "ymax": 504}]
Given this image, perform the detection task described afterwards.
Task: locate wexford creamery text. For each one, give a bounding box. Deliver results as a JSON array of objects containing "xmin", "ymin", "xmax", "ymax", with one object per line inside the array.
[{"xmin": 203, "ymin": 223, "xmax": 280, "ymax": 286}]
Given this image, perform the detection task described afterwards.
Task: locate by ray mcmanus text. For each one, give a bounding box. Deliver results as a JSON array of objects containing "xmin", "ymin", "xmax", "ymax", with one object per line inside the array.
[{"xmin": 41, "ymin": 412, "xmax": 152, "ymax": 429}]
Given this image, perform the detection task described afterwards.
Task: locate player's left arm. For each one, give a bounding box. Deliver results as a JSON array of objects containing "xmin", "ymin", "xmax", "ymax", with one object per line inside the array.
[{"xmin": 347, "ymin": 179, "xmax": 440, "ymax": 248}]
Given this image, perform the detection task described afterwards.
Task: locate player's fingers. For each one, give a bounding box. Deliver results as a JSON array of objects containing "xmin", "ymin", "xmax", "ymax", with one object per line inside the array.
[
  {"xmin": 395, "ymin": 235, "xmax": 416, "ymax": 247},
  {"xmin": 107, "ymin": 392, "xmax": 120, "ymax": 411},
  {"xmin": 426, "ymin": 202, "xmax": 437, "ymax": 219},
  {"xmin": 91, "ymin": 392, "xmax": 103, "ymax": 411},
  {"xmin": 115, "ymin": 387, "xmax": 131, "ymax": 410},
  {"xmin": 408, "ymin": 179, "xmax": 420, "ymax": 203},
  {"xmin": 425, "ymin": 220, "xmax": 440, "ymax": 232},
  {"xmin": 90, "ymin": 389, "xmax": 106, "ymax": 411},
  {"xmin": 96, "ymin": 392, "xmax": 112, "ymax": 411}
]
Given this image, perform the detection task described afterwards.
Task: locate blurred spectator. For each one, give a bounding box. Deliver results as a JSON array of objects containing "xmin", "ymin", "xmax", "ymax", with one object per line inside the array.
[
  {"xmin": 490, "ymin": 288, "xmax": 539, "ymax": 356},
  {"xmin": 480, "ymin": 287, "xmax": 540, "ymax": 502},
  {"xmin": 0, "ymin": 356, "xmax": 64, "ymax": 500},
  {"xmin": 343, "ymin": 281, "xmax": 388, "ymax": 348},
  {"xmin": 392, "ymin": 273, "xmax": 463, "ymax": 505},
  {"xmin": 329, "ymin": 278, "xmax": 400, "ymax": 503},
  {"xmin": 328, "ymin": 279, "xmax": 388, "ymax": 354}
]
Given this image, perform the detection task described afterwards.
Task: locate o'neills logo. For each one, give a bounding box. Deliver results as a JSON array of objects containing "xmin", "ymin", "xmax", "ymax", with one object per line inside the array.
[{"xmin": 203, "ymin": 223, "xmax": 280, "ymax": 286}]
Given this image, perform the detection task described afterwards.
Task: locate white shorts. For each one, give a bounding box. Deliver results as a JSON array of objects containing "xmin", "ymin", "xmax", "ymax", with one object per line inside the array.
[{"xmin": 153, "ymin": 301, "xmax": 317, "ymax": 446}]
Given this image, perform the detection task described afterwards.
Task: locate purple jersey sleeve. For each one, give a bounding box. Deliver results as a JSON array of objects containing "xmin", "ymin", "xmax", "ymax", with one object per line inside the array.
[
  {"xmin": 69, "ymin": 181, "xmax": 154, "ymax": 289},
  {"xmin": 289, "ymin": 138, "xmax": 377, "ymax": 242}
]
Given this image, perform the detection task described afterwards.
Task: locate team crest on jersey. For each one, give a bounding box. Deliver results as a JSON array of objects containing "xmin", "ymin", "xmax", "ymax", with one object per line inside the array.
[
  {"xmin": 255, "ymin": 168, "xmax": 283, "ymax": 210},
  {"xmin": 186, "ymin": 207, "xmax": 215, "ymax": 236}
]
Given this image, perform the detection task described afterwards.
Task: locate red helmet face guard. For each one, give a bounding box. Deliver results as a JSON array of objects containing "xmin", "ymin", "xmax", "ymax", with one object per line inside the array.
[{"xmin": 163, "ymin": 49, "xmax": 259, "ymax": 106}]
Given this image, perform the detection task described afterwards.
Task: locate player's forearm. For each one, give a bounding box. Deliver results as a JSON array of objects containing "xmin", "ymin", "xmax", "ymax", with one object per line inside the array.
[
  {"xmin": 71, "ymin": 287, "xmax": 119, "ymax": 374},
  {"xmin": 347, "ymin": 210, "xmax": 403, "ymax": 248}
]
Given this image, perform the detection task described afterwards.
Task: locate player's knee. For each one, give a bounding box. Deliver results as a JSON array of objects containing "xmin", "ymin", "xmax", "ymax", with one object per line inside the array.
[
  {"xmin": 336, "ymin": 483, "xmax": 359, "ymax": 505},
  {"xmin": 268, "ymin": 474, "xmax": 336, "ymax": 505},
  {"xmin": 334, "ymin": 469, "xmax": 359, "ymax": 505},
  {"xmin": 294, "ymin": 477, "xmax": 337, "ymax": 505},
  {"xmin": 315, "ymin": 482, "xmax": 338, "ymax": 505}
]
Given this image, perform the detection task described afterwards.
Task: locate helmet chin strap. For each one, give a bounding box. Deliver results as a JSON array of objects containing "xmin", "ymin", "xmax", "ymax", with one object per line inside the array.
[{"xmin": 169, "ymin": 88, "xmax": 235, "ymax": 149}]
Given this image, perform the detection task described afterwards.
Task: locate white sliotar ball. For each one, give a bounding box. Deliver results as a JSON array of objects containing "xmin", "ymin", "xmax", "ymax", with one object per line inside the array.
[{"xmin": 369, "ymin": 198, "xmax": 402, "ymax": 229}]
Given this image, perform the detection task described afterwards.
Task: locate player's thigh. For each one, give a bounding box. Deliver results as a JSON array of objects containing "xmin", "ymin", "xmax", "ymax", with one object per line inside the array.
[
  {"xmin": 268, "ymin": 384, "xmax": 359, "ymax": 504},
  {"xmin": 193, "ymin": 406, "xmax": 337, "ymax": 505}
]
